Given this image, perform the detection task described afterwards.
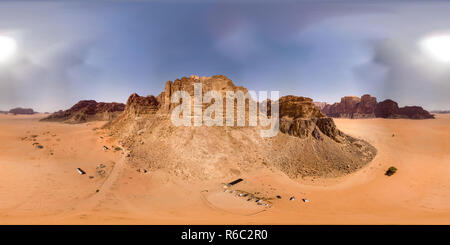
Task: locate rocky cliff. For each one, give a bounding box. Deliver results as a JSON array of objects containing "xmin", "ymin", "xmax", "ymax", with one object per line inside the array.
[
  {"xmin": 320, "ymin": 94, "xmax": 434, "ymax": 119},
  {"xmin": 397, "ymin": 106, "xmax": 435, "ymax": 119},
  {"xmin": 277, "ymin": 95, "xmax": 345, "ymax": 142},
  {"xmin": 126, "ymin": 93, "xmax": 160, "ymax": 116},
  {"xmin": 354, "ymin": 94, "xmax": 377, "ymax": 118},
  {"xmin": 321, "ymin": 96, "xmax": 361, "ymax": 118},
  {"xmin": 313, "ymin": 102, "xmax": 327, "ymax": 110},
  {"xmin": 41, "ymin": 100, "xmax": 125, "ymax": 123}
]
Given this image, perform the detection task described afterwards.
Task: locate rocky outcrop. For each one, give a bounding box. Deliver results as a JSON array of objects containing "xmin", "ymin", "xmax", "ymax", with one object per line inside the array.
[
  {"xmin": 157, "ymin": 74, "xmax": 248, "ymax": 113},
  {"xmin": 353, "ymin": 94, "xmax": 377, "ymax": 118},
  {"xmin": 277, "ymin": 96, "xmax": 346, "ymax": 142},
  {"xmin": 313, "ymin": 102, "xmax": 327, "ymax": 110},
  {"xmin": 279, "ymin": 117, "xmax": 343, "ymax": 141},
  {"xmin": 398, "ymin": 106, "xmax": 434, "ymax": 119},
  {"xmin": 322, "ymin": 96, "xmax": 361, "ymax": 118},
  {"xmin": 374, "ymin": 100, "xmax": 434, "ymax": 119},
  {"xmin": 126, "ymin": 93, "xmax": 160, "ymax": 116},
  {"xmin": 374, "ymin": 99, "xmax": 399, "ymax": 118},
  {"xmin": 279, "ymin": 96, "xmax": 325, "ymax": 119},
  {"xmin": 106, "ymin": 75, "xmax": 376, "ymax": 179},
  {"xmin": 41, "ymin": 100, "xmax": 125, "ymax": 123},
  {"xmin": 320, "ymin": 94, "xmax": 434, "ymax": 119},
  {"xmin": 9, "ymin": 107, "xmax": 35, "ymax": 115}
]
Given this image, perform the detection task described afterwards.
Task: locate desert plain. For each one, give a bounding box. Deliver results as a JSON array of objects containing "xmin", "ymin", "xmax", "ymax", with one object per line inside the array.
[{"xmin": 0, "ymin": 113, "xmax": 448, "ymax": 224}]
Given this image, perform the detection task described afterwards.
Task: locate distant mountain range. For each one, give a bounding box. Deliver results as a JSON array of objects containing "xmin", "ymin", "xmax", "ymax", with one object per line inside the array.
[
  {"xmin": 314, "ymin": 94, "xmax": 434, "ymax": 119},
  {"xmin": 3, "ymin": 107, "xmax": 36, "ymax": 115},
  {"xmin": 40, "ymin": 100, "xmax": 125, "ymax": 123}
]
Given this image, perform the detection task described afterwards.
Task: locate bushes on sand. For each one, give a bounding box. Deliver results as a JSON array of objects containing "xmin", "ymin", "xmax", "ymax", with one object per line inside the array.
[{"xmin": 385, "ymin": 166, "xmax": 397, "ymax": 176}]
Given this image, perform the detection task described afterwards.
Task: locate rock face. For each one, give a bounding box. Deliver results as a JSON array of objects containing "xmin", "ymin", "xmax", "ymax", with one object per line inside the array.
[
  {"xmin": 321, "ymin": 94, "xmax": 434, "ymax": 119},
  {"xmin": 313, "ymin": 102, "xmax": 327, "ymax": 110},
  {"xmin": 374, "ymin": 99, "xmax": 399, "ymax": 118},
  {"xmin": 8, "ymin": 108, "xmax": 35, "ymax": 115},
  {"xmin": 157, "ymin": 74, "xmax": 248, "ymax": 113},
  {"xmin": 279, "ymin": 96, "xmax": 325, "ymax": 119},
  {"xmin": 373, "ymin": 99, "xmax": 434, "ymax": 119},
  {"xmin": 126, "ymin": 93, "xmax": 160, "ymax": 116},
  {"xmin": 106, "ymin": 75, "xmax": 376, "ymax": 180},
  {"xmin": 278, "ymin": 96, "xmax": 344, "ymax": 142},
  {"xmin": 354, "ymin": 94, "xmax": 377, "ymax": 118},
  {"xmin": 322, "ymin": 96, "xmax": 361, "ymax": 118},
  {"xmin": 41, "ymin": 100, "xmax": 125, "ymax": 123},
  {"xmin": 398, "ymin": 106, "xmax": 435, "ymax": 119}
]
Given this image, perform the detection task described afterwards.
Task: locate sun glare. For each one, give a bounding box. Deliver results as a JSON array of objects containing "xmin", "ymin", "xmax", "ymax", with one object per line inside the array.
[
  {"xmin": 421, "ymin": 35, "xmax": 450, "ymax": 63},
  {"xmin": 0, "ymin": 35, "xmax": 17, "ymax": 63}
]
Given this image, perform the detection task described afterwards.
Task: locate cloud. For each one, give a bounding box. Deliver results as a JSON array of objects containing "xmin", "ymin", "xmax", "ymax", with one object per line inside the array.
[
  {"xmin": 0, "ymin": 42, "xmax": 99, "ymax": 112},
  {"xmin": 0, "ymin": 1, "xmax": 105, "ymax": 112},
  {"xmin": 1, "ymin": 0, "xmax": 450, "ymax": 112},
  {"xmin": 354, "ymin": 37, "xmax": 450, "ymax": 110}
]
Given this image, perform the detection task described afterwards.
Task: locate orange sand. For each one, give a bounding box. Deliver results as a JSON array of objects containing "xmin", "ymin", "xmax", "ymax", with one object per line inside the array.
[{"xmin": 0, "ymin": 113, "xmax": 448, "ymax": 224}]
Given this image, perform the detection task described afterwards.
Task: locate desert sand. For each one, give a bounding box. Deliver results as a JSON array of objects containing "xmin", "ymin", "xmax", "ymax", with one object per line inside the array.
[{"xmin": 0, "ymin": 113, "xmax": 449, "ymax": 224}]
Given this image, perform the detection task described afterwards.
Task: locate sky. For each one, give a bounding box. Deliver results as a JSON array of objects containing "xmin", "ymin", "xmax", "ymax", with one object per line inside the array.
[{"xmin": 1, "ymin": 0, "xmax": 450, "ymax": 112}]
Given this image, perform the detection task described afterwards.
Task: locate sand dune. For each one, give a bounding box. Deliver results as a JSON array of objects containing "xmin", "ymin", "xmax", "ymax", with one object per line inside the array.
[{"xmin": 0, "ymin": 113, "xmax": 449, "ymax": 224}]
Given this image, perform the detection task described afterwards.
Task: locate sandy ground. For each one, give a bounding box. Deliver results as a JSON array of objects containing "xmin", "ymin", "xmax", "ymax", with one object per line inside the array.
[{"xmin": 0, "ymin": 113, "xmax": 449, "ymax": 224}]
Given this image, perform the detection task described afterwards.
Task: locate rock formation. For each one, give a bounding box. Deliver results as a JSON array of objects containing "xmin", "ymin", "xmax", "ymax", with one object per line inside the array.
[
  {"xmin": 106, "ymin": 75, "xmax": 376, "ymax": 180},
  {"xmin": 8, "ymin": 107, "xmax": 35, "ymax": 115},
  {"xmin": 156, "ymin": 74, "xmax": 249, "ymax": 113},
  {"xmin": 374, "ymin": 99, "xmax": 400, "ymax": 118},
  {"xmin": 354, "ymin": 94, "xmax": 377, "ymax": 118},
  {"xmin": 313, "ymin": 102, "xmax": 327, "ymax": 110},
  {"xmin": 431, "ymin": 110, "xmax": 450, "ymax": 114},
  {"xmin": 397, "ymin": 106, "xmax": 435, "ymax": 119},
  {"xmin": 320, "ymin": 94, "xmax": 434, "ymax": 119},
  {"xmin": 126, "ymin": 93, "xmax": 160, "ymax": 116},
  {"xmin": 279, "ymin": 96, "xmax": 325, "ymax": 119},
  {"xmin": 277, "ymin": 96, "xmax": 344, "ymax": 142},
  {"xmin": 321, "ymin": 96, "xmax": 361, "ymax": 118},
  {"xmin": 41, "ymin": 100, "xmax": 125, "ymax": 123}
]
